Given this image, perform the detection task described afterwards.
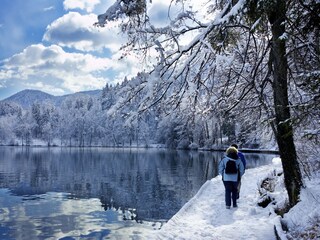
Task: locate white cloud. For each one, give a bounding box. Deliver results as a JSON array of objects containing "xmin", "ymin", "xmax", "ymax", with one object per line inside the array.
[
  {"xmin": 44, "ymin": 6, "xmax": 55, "ymax": 12},
  {"xmin": 147, "ymin": 0, "xmax": 176, "ymax": 27},
  {"xmin": 2, "ymin": 0, "xmax": 207, "ymax": 97},
  {"xmin": 63, "ymin": 0, "xmax": 100, "ymax": 13},
  {"xmin": 25, "ymin": 82, "xmax": 65, "ymax": 95},
  {"xmin": 0, "ymin": 77, "xmax": 6, "ymax": 88},
  {"xmin": 0, "ymin": 44, "xmax": 115, "ymax": 94},
  {"xmin": 43, "ymin": 12, "xmax": 124, "ymax": 53}
]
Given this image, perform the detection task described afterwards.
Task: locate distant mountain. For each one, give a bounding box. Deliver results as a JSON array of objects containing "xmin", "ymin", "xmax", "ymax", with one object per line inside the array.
[
  {"xmin": 3, "ymin": 89, "xmax": 56, "ymax": 108},
  {"xmin": 53, "ymin": 90, "xmax": 103, "ymax": 106},
  {"xmin": 77, "ymin": 90, "xmax": 102, "ymax": 96},
  {"xmin": 1, "ymin": 89, "xmax": 102, "ymax": 108}
]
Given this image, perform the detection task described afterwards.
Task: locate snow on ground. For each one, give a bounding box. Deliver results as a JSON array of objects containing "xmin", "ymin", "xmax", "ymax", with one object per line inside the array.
[
  {"xmin": 145, "ymin": 158, "xmax": 320, "ymax": 240},
  {"xmin": 282, "ymin": 172, "xmax": 320, "ymax": 239}
]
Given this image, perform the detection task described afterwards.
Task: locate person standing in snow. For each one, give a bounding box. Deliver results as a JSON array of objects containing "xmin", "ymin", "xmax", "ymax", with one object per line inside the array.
[
  {"xmin": 231, "ymin": 143, "xmax": 246, "ymax": 199},
  {"xmin": 218, "ymin": 146, "xmax": 245, "ymax": 209}
]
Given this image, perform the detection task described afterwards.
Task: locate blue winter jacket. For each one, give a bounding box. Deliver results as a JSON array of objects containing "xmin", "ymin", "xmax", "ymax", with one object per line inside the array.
[
  {"xmin": 218, "ymin": 156, "xmax": 245, "ymax": 182},
  {"xmin": 238, "ymin": 151, "xmax": 246, "ymax": 170}
]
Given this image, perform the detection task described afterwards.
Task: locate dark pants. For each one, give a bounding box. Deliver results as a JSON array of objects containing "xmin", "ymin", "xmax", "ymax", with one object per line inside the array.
[{"xmin": 223, "ymin": 181, "xmax": 239, "ymax": 207}]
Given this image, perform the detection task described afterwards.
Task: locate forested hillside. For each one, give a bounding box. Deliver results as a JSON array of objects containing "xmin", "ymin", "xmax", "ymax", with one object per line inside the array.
[{"xmin": 0, "ymin": 81, "xmax": 273, "ymax": 149}]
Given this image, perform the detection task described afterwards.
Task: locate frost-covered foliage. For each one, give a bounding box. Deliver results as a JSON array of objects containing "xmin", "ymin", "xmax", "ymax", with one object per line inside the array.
[
  {"xmin": 3, "ymin": 1, "xmax": 318, "ymax": 151},
  {"xmin": 2, "ymin": 1, "xmax": 319, "ymax": 156},
  {"xmin": 97, "ymin": 0, "xmax": 147, "ymax": 24},
  {"xmin": 286, "ymin": 1, "xmax": 320, "ymax": 146},
  {"xmin": 96, "ymin": 0, "xmax": 319, "ymax": 141},
  {"xmin": 96, "ymin": 0, "xmax": 320, "ymax": 207},
  {"xmin": 95, "ymin": 0, "xmax": 280, "ymax": 148},
  {"xmin": 0, "ymin": 83, "xmax": 272, "ymax": 148}
]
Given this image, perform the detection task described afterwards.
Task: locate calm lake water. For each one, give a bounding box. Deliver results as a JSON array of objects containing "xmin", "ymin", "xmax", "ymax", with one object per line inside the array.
[{"xmin": 0, "ymin": 147, "xmax": 277, "ymax": 239}]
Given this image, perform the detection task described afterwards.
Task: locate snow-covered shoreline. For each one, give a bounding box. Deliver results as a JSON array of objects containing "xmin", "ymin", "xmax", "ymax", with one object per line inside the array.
[
  {"xmin": 0, "ymin": 142, "xmax": 279, "ymax": 155},
  {"xmin": 145, "ymin": 158, "xmax": 320, "ymax": 240}
]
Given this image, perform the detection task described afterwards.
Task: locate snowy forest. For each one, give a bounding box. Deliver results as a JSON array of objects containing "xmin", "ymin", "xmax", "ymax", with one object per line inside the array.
[
  {"xmin": 0, "ymin": 0, "xmax": 319, "ymax": 208},
  {"xmin": 0, "ymin": 1, "xmax": 317, "ymax": 152},
  {"xmin": 0, "ymin": 80, "xmax": 271, "ymax": 149},
  {"xmin": 95, "ymin": 0, "xmax": 319, "ymax": 207}
]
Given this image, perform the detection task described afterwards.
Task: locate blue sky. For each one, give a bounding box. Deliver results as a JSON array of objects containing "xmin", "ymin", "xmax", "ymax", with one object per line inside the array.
[
  {"xmin": 0, "ymin": 0, "xmax": 208, "ymax": 100},
  {"xmin": 0, "ymin": 0, "xmax": 174, "ymax": 100}
]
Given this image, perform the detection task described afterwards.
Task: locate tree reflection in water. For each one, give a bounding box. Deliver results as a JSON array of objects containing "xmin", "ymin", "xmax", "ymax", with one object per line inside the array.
[{"xmin": 0, "ymin": 147, "xmax": 277, "ymax": 239}]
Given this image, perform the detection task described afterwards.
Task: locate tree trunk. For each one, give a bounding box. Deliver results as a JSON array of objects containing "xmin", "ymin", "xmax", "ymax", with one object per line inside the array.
[{"xmin": 268, "ymin": 0, "xmax": 303, "ymax": 207}]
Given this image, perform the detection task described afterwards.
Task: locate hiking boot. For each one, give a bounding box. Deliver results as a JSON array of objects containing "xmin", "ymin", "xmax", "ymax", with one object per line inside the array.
[
  {"xmin": 226, "ymin": 206, "xmax": 231, "ymax": 209},
  {"xmin": 233, "ymin": 204, "xmax": 238, "ymax": 208}
]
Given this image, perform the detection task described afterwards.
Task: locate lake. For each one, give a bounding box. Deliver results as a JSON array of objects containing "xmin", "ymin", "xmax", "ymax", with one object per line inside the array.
[{"xmin": 0, "ymin": 147, "xmax": 277, "ymax": 239}]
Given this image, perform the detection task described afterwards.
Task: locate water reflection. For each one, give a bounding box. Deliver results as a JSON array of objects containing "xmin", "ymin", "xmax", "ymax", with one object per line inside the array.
[
  {"xmin": 0, "ymin": 148, "xmax": 219, "ymax": 220},
  {"xmin": 0, "ymin": 189, "xmax": 157, "ymax": 240},
  {"xmin": 0, "ymin": 147, "xmax": 277, "ymax": 239}
]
